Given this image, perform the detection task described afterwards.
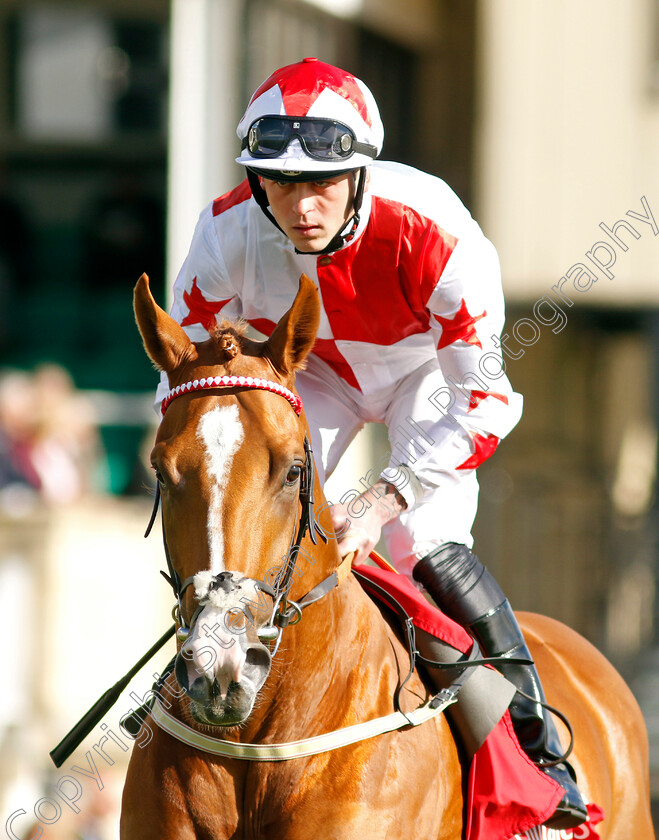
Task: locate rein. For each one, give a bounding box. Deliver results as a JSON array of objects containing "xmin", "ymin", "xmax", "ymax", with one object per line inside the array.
[
  {"xmin": 47, "ymin": 372, "xmax": 336, "ymax": 769},
  {"xmin": 135, "ymin": 564, "xmax": 485, "ymax": 762}
]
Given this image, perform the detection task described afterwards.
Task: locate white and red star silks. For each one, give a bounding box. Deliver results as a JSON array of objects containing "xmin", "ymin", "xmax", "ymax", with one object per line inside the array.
[{"xmin": 160, "ymin": 161, "xmax": 523, "ymax": 566}]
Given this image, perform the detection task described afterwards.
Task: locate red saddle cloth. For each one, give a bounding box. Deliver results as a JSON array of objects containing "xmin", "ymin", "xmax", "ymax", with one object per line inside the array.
[{"xmin": 353, "ymin": 563, "xmax": 604, "ymax": 840}]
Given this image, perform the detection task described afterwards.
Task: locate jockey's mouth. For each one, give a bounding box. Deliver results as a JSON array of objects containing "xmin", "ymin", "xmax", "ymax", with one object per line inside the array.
[{"xmin": 293, "ymin": 222, "xmax": 323, "ymax": 238}]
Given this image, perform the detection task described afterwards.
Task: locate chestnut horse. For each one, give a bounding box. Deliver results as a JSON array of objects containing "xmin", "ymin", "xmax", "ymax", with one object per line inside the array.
[{"xmin": 121, "ymin": 273, "xmax": 654, "ymax": 839}]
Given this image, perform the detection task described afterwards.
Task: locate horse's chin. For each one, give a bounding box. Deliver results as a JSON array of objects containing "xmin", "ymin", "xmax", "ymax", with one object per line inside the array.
[{"xmin": 187, "ymin": 683, "xmax": 256, "ymax": 727}]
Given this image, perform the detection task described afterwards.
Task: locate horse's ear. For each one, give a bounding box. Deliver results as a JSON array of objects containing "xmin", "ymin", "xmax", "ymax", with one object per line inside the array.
[
  {"xmin": 265, "ymin": 274, "xmax": 320, "ymax": 375},
  {"xmin": 134, "ymin": 273, "xmax": 196, "ymax": 372}
]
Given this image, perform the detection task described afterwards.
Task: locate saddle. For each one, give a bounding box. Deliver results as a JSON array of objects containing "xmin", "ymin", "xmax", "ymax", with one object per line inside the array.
[
  {"xmin": 353, "ymin": 559, "xmax": 605, "ymax": 840},
  {"xmin": 353, "ymin": 559, "xmax": 516, "ymax": 755}
]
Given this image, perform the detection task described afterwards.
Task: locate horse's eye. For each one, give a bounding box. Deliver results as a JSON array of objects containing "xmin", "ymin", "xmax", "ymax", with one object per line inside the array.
[
  {"xmin": 285, "ymin": 465, "xmax": 303, "ymax": 486},
  {"xmin": 153, "ymin": 467, "xmax": 166, "ymax": 488}
]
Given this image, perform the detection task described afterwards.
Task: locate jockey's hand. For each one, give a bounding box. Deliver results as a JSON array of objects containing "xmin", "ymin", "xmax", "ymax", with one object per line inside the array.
[
  {"xmin": 329, "ymin": 503, "xmax": 381, "ymax": 565},
  {"xmin": 329, "ymin": 480, "xmax": 407, "ymax": 566}
]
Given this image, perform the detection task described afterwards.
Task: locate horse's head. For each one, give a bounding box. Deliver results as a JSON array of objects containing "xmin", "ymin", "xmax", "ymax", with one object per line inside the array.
[{"xmin": 134, "ymin": 273, "xmax": 332, "ymax": 727}]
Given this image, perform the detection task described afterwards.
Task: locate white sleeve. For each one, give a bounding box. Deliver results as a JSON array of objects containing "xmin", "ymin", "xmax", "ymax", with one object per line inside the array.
[
  {"xmin": 427, "ymin": 227, "xmax": 523, "ymax": 444},
  {"xmin": 386, "ymin": 224, "xmax": 523, "ymax": 502}
]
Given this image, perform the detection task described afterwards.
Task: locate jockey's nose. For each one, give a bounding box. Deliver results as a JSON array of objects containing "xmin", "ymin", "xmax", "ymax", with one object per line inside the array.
[{"xmin": 292, "ymin": 185, "xmax": 315, "ymax": 213}]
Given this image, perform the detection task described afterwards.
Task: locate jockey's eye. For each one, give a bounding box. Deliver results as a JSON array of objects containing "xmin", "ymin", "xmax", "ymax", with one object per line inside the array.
[{"xmin": 285, "ymin": 465, "xmax": 303, "ymax": 486}]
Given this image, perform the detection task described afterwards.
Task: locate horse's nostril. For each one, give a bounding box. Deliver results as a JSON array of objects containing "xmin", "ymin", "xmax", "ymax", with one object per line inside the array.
[{"xmin": 246, "ymin": 645, "xmax": 271, "ymax": 670}]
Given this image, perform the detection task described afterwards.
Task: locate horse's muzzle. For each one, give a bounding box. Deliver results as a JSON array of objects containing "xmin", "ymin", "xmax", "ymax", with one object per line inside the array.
[{"xmin": 174, "ymin": 598, "xmax": 273, "ymax": 726}]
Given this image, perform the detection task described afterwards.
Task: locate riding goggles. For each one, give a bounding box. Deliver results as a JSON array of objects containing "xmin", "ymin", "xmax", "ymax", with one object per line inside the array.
[{"xmin": 243, "ymin": 116, "xmax": 378, "ymax": 162}]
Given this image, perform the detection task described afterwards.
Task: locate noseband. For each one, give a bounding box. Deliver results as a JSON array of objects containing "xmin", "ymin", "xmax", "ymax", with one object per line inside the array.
[{"xmin": 148, "ymin": 373, "xmax": 339, "ymax": 655}]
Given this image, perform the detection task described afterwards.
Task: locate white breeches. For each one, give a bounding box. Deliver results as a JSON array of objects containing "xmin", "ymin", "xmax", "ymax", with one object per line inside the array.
[{"xmin": 296, "ymin": 354, "xmax": 479, "ymax": 581}]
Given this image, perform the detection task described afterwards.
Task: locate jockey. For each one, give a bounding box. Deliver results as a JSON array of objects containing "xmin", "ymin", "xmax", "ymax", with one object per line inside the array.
[{"xmin": 163, "ymin": 57, "xmax": 587, "ymax": 829}]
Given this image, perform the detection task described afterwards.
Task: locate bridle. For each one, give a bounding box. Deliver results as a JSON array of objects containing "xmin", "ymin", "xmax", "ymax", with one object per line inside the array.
[
  {"xmin": 48, "ymin": 369, "xmax": 349, "ymax": 769},
  {"xmin": 159, "ymin": 374, "xmax": 303, "ymax": 417},
  {"xmin": 147, "ymin": 372, "xmax": 351, "ymax": 657}
]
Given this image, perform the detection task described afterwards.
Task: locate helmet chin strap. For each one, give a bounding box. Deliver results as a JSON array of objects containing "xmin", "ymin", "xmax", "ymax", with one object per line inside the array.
[{"xmin": 246, "ymin": 168, "xmax": 366, "ymax": 256}]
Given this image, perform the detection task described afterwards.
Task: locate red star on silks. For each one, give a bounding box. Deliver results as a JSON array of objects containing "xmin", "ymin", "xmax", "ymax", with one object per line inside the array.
[
  {"xmin": 434, "ymin": 299, "xmax": 486, "ymax": 350},
  {"xmin": 456, "ymin": 433, "xmax": 500, "ymax": 470},
  {"xmin": 467, "ymin": 390, "xmax": 509, "ymax": 412},
  {"xmin": 181, "ymin": 277, "xmax": 233, "ymax": 333}
]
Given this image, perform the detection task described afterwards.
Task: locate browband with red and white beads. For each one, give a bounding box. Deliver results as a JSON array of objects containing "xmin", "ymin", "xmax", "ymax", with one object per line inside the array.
[{"xmin": 160, "ymin": 374, "xmax": 303, "ymax": 416}]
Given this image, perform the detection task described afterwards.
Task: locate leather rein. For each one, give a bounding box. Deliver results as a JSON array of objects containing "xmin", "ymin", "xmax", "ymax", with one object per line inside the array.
[{"xmin": 47, "ymin": 372, "xmax": 349, "ymax": 769}]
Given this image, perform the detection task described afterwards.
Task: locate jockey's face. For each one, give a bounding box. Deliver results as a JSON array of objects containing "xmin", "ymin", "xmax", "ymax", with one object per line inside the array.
[{"xmin": 261, "ymin": 172, "xmax": 359, "ymax": 252}]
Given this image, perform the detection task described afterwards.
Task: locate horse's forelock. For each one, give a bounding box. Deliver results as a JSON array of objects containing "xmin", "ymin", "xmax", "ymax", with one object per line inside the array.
[
  {"xmin": 213, "ymin": 320, "xmax": 248, "ymax": 338},
  {"xmin": 209, "ymin": 322, "xmax": 249, "ymax": 362}
]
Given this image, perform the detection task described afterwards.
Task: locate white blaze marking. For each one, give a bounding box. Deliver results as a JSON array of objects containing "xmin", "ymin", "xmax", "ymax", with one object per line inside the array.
[{"xmin": 197, "ymin": 404, "xmax": 244, "ymax": 572}]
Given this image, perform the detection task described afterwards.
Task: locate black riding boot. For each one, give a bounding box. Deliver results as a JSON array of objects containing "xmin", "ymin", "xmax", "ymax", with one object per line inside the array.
[{"xmin": 413, "ymin": 543, "xmax": 588, "ymax": 831}]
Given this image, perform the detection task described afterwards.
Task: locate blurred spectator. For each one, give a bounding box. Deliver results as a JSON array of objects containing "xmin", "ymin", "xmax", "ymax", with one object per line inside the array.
[
  {"xmin": 0, "ymin": 371, "xmax": 41, "ymax": 497},
  {"xmin": 31, "ymin": 364, "xmax": 103, "ymax": 503},
  {"xmin": 0, "ymin": 365, "xmax": 104, "ymax": 508}
]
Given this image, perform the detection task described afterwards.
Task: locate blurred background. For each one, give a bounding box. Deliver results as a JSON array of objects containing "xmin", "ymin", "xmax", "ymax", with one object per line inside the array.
[{"xmin": 0, "ymin": 0, "xmax": 658, "ymax": 836}]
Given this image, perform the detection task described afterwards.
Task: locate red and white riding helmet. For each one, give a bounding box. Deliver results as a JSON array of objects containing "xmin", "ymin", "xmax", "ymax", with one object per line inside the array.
[{"xmin": 236, "ymin": 57, "xmax": 384, "ymax": 176}]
